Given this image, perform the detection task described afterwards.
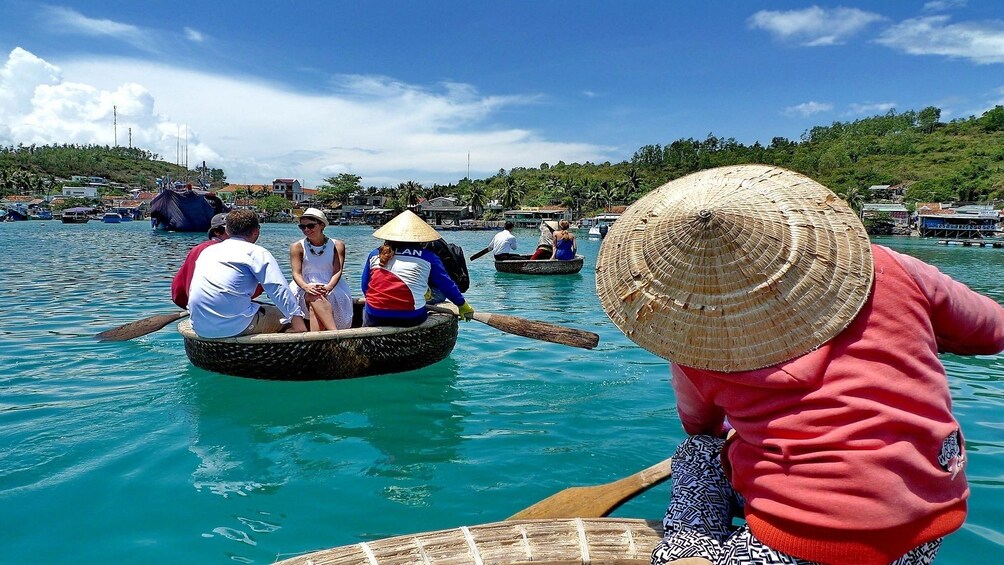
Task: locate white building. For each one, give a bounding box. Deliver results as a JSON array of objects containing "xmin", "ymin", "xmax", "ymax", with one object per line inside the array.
[{"xmin": 62, "ymin": 186, "xmax": 98, "ymax": 198}]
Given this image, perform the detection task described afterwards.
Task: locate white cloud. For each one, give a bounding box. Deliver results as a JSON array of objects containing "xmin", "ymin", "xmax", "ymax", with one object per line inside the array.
[
  {"xmin": 923, "ymin": 1, "xmax": 967, "ymax": 12},
  {"xmin": 847, "ymin": 102, "xmax": 897, "ymax": 115},
  {"xmin": 877, "ymin": 16, "xmax": 1004, "ymax": 64},
  {"xmin": 0, "ymin": 48, "xmax": 612, "ymax": 187},
  {"xmin": 748, "ymin": 6, "xmax": 885, "ymax": 46},
  {"xmin": 42, "ymin": 6, "xmax": 156, "ymax": 53},
  {"xmin": 783, "ymin": 101, "xmax": 833, "ymax": 117},
  {"xmin": 184, "ymin": 27, "xmax": 205, "ymax": 43}
]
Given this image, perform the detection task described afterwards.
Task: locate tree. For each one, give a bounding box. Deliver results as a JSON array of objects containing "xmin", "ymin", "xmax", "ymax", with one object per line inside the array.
[
  {"xmin": 395, "ymin": 180, "xmax": 423, "ymax": 209},
  {"xmin": 495, "ymin": 175, "xmax": 525, "ymax": 210},
  {"xmin": 258, "ymin": 195, "xmax": 291, "ymax": 215},
  {"xmin": 466, "ymin": 182, "xmax": 487, "ymax": 218},
  {"xmin": 316, "ymin": 173, "xmax": 362, "ymax": 207},
  {"xmin": 841, "ymin": 185, "xmax": 866, "ymax": 217},
  {"xmin": 978, "ymin": 105, "xmax": 1004, "ymax": 132},
  {"xmin": 916, "ymin": 106, "xmax": 941, "ymax": 134}
]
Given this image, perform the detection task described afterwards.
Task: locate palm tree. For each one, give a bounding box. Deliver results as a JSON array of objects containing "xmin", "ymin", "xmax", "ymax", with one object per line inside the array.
[
  {"xmin": 618, "ymin": 168, "xmax": 644, "ymax": 203},
  {"xmin": 466, "ymin": 182, "xmax": 487, "ymax": 218},
  {"xmin": 496, "ymin": 175, "xmax": 525, "ymax": 211},
  {"xmin": 396, "ymin": 180, "xmax": 423, "ymax": 209},
  {"xmin": 842, "ymin": 186, "xmax": 866, "ymax": 217}
]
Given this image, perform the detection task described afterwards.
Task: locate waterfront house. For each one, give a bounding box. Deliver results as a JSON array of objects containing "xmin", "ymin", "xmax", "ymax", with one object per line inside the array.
[
  {"xmin": 862, "ymin": 203, "xmax": 910, "ymax": 226},
  {"xmin": 272, "ymin": 178, "xmax": 304, "ymax": 203},
  {"xmin": 503, "ymin": 206, "xmax": 569, "ymax": 228},
  {"xmin": 418, "ymin": 196, "xmax": 470, "ymax": 227},
  {"xmin": 918, "ymin": 204, "xmax": 999, "ymax": 239}
]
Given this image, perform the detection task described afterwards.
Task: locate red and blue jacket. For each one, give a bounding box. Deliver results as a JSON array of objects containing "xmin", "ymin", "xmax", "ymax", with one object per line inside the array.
[{"xmin": 361, "ymin": 243, "xmax": 465, "ymax": 321}]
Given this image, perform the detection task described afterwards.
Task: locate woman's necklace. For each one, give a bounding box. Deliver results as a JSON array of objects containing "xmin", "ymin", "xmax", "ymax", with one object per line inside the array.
[{"xmin": 307, "ymin": 237, "xmax": 328, "ymax": 256}]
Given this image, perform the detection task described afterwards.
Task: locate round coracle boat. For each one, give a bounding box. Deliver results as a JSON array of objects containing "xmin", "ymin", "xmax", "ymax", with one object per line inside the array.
[
  {"xmin": 275, "ymin": 517, "xmax": 664, "ymax": 565},
  {"xmin": 177, "ymin": 302, "xmax": 458, "ymax": 380},
  {"xmin": 494, "ymin": 255, "xmax": 584, "ymax": 275}
]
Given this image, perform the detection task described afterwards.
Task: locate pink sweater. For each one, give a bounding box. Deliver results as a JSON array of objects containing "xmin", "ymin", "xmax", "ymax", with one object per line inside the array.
[{"xmin": 673, "ymin": 245, "xmax": 1004, "ymax": 564}]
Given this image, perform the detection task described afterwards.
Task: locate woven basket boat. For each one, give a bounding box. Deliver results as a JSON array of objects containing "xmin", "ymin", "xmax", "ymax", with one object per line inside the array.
[
  {"xmin": 177, "ymin": 301, "xmax": 458, "ymax": 380},
  {"xmin": 275, "ymin": 517, "xmax": 664, "ymax": 564},
  {"xmin": 494, "ymin": 255, "xmax": 584, "ymax": 275}
]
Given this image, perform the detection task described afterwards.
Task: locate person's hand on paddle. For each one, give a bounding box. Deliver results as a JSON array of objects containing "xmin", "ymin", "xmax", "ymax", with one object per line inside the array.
[{"xmin": 458, "ymin": 302, "xmax": 475, "ymax": 321}]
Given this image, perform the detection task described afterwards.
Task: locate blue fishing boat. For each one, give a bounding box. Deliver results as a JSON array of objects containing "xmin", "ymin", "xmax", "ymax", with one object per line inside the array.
[
  {"xmin": 102, "ymin": 212, "xmax": 122, "ymax": 223},
  {"xmin": 149, "ymin": 179, "xmax": 226, "ymax": 232}
]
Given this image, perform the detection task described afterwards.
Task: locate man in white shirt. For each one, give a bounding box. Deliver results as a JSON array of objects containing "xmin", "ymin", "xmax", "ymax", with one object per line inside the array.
[
  {"xmin": 188, "ymin": 209, "xmax": 308, "ymax": 338},
  {"xmin": 490, "ymin": 221, "xmax": 519, "ymax": 260}
]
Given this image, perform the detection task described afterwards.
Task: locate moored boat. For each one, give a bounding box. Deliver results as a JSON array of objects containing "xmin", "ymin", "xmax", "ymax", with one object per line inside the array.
[
  {"xmin": 102, "ymin": 212, "xmax": 122, "ymax": 223},
  {"xmin": 275, "ymin": 517, "xmax": 664, "ymax": 565},
  {"xmin": 149, "ymin": 186, "xmax": 226, "ymax": 232},
  {"xmin": 177, "ymin": 302, "xmax": 458, "ymax": 380},
  {"xmin": 495, "ymin": 254, "xmax": 584, "ymax": 275},
  {"xmin": 61, "ymin": 207, "xmax": 93, "ymax": 223}
]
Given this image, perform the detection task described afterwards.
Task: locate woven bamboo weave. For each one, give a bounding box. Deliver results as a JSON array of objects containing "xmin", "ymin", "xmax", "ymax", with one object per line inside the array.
[
  {"xmin": 178, "ymin": 312, "xmax": 458, "ymax": 380},
  {"xmin": 275, "ymin": 517, "xmax": 664, "ymax": 564},
  {"xmin": 495, "ymin": 255, "xmax": 584, "ymax": 275}
]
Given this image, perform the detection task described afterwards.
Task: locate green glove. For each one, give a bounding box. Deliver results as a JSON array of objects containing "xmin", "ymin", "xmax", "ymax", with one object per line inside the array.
[{"xmin": 457, "ymin": 302, "xmax": 475, "ymax": 321}]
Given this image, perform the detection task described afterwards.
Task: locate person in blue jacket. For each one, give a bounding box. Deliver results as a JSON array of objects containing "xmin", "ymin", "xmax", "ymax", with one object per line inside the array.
[{"xmin": 362, "ymin": 210, "xmax": 475, "ymax": 327}]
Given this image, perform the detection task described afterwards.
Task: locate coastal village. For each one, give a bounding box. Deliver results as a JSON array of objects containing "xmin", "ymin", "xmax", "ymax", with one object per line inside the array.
[{"xmin": 3, "ymin": 172, "xmax": 1004, "ymax": 245}]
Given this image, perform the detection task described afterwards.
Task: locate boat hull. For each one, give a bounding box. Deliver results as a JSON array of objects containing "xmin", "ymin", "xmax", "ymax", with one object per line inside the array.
[
  {"xmin": 275, "ymin": 517, "xmax": 664, "ymax": 564},
  {"xmin": 495, "ymin": 255, "xmax": 584, "ymax": 275},
  {"xmin": 178, "ymin": 308, "xmax": 458, "ymax": 380}
]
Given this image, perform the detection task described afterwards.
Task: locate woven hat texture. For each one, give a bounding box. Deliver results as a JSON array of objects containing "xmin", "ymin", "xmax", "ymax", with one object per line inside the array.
[
  {"xmin": 373, "ymin": 210, "xmax": 441, "ymax": 242},
  {"xmin": 299, "ymin": 207, "xmax": 328, "ymax": 227},
  {"xmin": 595, "ymin": 164, "xmax": 873, "ymax": 372}
]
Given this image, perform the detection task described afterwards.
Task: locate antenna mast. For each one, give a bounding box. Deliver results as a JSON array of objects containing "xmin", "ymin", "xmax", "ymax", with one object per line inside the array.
[{"xmin": 113, "ymin": 105, "xmax": 117, "ymax": 146}]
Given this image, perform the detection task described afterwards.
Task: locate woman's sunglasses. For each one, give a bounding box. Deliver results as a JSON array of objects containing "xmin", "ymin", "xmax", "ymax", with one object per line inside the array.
[{"xmin": 298, "ymin": 223, "xmax": 318, "ymax": 231}]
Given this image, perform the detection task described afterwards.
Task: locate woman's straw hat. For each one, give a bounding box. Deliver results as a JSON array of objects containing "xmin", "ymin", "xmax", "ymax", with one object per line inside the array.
[
  {"xmin": 300, "ymin": 207, "xmax": 328, "ymax": 227},
  {"xmin": 373, "ymin": 210, "xmax": 441, "ymax": 242},
  {"xmin": 595, "ymin": 164, "xmax": 873, "ymax": 372}
]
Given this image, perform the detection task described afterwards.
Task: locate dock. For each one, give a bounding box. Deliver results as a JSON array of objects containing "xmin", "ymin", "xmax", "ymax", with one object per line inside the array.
[{"xmin": 937, "ymin": 239, "xmax": 1004, "ymax": 248}]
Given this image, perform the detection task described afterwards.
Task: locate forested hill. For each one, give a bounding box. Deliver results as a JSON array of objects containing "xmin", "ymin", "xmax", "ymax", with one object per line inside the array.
[
  {"xmin": 0, "ymin": 144, "xmax": 223, "ymax": 193},
  {"xmin": 3, "ymin": 105, "xmax": 1004, "ymax": 212}
]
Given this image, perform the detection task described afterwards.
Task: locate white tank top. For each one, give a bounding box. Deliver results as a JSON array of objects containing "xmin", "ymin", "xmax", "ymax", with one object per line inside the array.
[{"xmin": 300, "ymin": 237, "xmax": 336, "ymax": 284}]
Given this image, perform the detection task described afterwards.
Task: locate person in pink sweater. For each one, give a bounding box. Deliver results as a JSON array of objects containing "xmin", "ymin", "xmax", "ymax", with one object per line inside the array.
[{"xmin": 595, "ymin": 165, "xmax": 1004, "ymax": 565}]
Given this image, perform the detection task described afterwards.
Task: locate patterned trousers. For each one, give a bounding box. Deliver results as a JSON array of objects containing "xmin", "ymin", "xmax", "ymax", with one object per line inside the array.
[{"xmin": 651, "ymin": 435, "xmax": 943, "ymax": 565}]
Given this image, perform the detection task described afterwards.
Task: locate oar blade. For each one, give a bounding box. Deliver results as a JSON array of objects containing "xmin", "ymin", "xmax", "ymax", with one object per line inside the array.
[
  {"xmin": 95, "ymin": 311, "xmax": 189, "ymax": 341},
  {"xmin": 477, "ymin": 312, "xmax": 599, "ymax": 350}
]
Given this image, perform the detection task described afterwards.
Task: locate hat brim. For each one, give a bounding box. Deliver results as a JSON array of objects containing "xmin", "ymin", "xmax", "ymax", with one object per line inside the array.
[
  {"xmin": 372, "ymin": 210, "xmax": 441, "ymax": 242},
  {"xmin": 595, "ymin": 165, "xmax": 873, "ymax": 372}
]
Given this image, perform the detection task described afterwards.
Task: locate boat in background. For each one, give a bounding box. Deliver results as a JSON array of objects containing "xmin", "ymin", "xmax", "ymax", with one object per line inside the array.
[
  {"xmin": 102, "ymin": 212, "xmax": 122, "ymax": 223},
  {"xmin": 495, "ymin": 254, "xmax": 585, "ymax": 275},
  {"xmin": 149, "ymin": 180, "xmax": 226, "ymax": 232},
  {"xmin": 583, "ymin": 213, "xmax": 620, "ymax": 239},
  {"xmin": 61, "ymin": 207, "xmax": 93, "ymax": 224}
]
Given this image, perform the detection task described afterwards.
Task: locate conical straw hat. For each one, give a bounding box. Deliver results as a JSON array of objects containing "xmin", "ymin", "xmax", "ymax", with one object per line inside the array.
[
  {"xmin": 372, "ymin": 210, "xmax": 441, "ymax": 242},
  {"xmin": 595, "ymin": 164, "xmax": 873, "ymax": 372}
]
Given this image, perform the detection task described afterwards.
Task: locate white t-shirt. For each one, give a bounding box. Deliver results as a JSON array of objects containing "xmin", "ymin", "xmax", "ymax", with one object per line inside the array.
[
  {"xmin": 490, "ymin": 229, "xmax": 518, "ymax": 256},
  {"xmin": 188, "ymin": 237, "xmax": 305, "ymax": 338}
]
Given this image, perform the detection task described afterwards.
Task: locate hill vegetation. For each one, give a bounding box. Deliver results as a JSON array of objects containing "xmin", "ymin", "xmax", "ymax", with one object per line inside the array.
[{"xmin": 3, "ymin": 105, "xmax": 1004, "ymax": 218}]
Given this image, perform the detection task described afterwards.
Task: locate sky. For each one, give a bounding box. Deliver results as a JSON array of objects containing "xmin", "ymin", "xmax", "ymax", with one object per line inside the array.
[{"xmin": 1, "ymin": 1, "xmax": 1003, "ymax": 189}]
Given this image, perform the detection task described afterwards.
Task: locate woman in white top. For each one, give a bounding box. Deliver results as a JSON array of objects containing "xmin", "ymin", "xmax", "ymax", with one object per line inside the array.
[{"xmin": 289, "ymin": 208, "xmax": 354, "ymax": 330}]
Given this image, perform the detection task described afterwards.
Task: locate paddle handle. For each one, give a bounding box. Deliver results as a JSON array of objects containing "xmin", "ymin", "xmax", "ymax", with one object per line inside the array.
[
  {"xmin": 426, "ymin": 304, "xmax": 599, "ymax": 350},
  {"xmin": 469, "ymin": 246, "xmax": 492, "ymax": 261}
]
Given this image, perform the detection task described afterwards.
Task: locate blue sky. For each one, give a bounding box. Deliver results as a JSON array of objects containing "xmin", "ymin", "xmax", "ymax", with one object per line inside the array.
[{"xmin": 1, "ymin": 1, "xmax": 1002, "ymax": 188}]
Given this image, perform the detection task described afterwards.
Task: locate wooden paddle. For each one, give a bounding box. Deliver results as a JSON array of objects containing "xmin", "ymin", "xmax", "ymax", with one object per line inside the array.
[
  {"xmin": 469, "ymin": 246, "xmax": 492, "ymax": 261},
  {"xmin": 507, "ymin": 456, "xmax": 672, "ymax": 520},
  {"xmin": 95, "ymin": 311, "xmax": 190, "ymax": 342},
  {"xmin": 426, "ymin": 303, "xmax": 599, "ymax": 349}
]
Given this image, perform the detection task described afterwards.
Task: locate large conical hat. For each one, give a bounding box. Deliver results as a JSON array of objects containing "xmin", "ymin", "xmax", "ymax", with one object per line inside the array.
[
  {"xmin": 595, "ymin": 164, "xmax": 873, "ymax": 372},
  {"xmin": 372, "ymin": 210, "xmax": 441, "ymax": 242}
]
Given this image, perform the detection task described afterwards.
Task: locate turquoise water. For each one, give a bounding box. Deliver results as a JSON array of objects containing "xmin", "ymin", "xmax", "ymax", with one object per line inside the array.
[{"xmin": 1, "ymin": 221, "xmax": 1001, "ymax": 564}]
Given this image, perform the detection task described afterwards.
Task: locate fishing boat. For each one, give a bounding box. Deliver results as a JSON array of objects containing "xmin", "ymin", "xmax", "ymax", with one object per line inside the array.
[
  {"xmin": 60, "ymin": 207, "xmax": 93, "ymax": 223},
  {"xmin": 177, "ymin": 301, "xmax": 458, "ymax": 380},
  {"xmin": 102, "ymin": 212, "xmax": 122, "ymax": 223},
  {"xmin": 149, "ymin": 185, "xmax": 227, "ymax": 232},
  {"xmin": 275, "ymin": 517, "xmax": 663, "ymax": 564},
  {"xmin": 495, "ymin": 255, "xmax": 584, "ymax": 275}
]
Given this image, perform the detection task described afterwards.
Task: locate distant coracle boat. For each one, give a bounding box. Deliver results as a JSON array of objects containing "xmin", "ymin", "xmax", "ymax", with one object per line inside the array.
[
  {"xmin": 274, "ymin": 517, "xmax": 664, "ymax": 565},
  {"xmin": 177, "ymin": 301, "xmax": 458, "ymax": 380},
  {"xmin": 495, "ymin": 254, "xmax": 584, "ymax": 275}
]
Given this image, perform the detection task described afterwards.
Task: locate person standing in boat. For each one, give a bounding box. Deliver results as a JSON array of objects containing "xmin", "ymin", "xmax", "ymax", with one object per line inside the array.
[
  {"xmin": 530, "ymin": 220, "xmax": 558, "ymax": 260},
  {"xmin": 362, "ymin": 210, "xmax": 475, "ymax": 327},
  {"xmin": 489, "ymin": 221, "xmax": 520, "ymax": 261},
  {"xmin": 188, "ymin": 209, "xmax": 307, "ymax": 337},
  {"xmin": 594, "ymin": 165, "xmax": 1004, "ymax": 565},
  {"xmin": 550, "ymin": 219, "xmax": 577, "ymax": 260},
  {"xmin": 289, "ymin": 208, "xmax": 354, "ymax": 331}
]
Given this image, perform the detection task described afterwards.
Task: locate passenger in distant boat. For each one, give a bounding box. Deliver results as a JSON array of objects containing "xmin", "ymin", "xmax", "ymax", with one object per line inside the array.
[
  {"xmin": 188, "ymin": 209, "xmax": 307, "ymax": 338},
  {"xmin": 595, "ymin": 165, "xmax": 1004, "ymax": 565},
  {"xmin": 362, "ymin": 210, "xmax": 475, "ymax": 327},
  {"xmin": 489, "ymin": 221, "xmax": 520, "ymax": 261},
  {"xmin": 289, "ymin": 208, "xmax": 354, "ymax": 331},
  {"xmin": 530, "ymin": 220, "xmax": 559, "ymax": 260},
  {"xmin": 171, "ymin": 213, "xmax": 263, "ymax": 309},
  {"xmin": 550, "ymin": 220, "xmax": 577, "ymax": 260}
]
